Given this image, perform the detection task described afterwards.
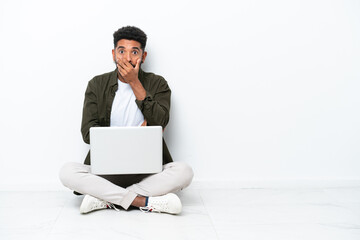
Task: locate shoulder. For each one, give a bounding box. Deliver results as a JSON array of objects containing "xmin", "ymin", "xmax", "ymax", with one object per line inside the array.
[
  {"xmin": 88, "ymin": 70, "xmax": 117, "ymax": 89},
  {"xmin": 140, "ymin": 70, "xmax": 170, "ymax": 90},
  {"xmin": 141, "ymin": 70, "xmax": 165, "ymax": 82},
  {"xmin": 90, "ymin": 70, "xmax": 117, "ymax": 83}
]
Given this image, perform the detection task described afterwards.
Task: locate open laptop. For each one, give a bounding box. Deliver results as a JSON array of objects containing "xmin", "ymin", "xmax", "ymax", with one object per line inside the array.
[{"xmin": 89, "ymin": 126, "xmax": 163, "ymax": 175}]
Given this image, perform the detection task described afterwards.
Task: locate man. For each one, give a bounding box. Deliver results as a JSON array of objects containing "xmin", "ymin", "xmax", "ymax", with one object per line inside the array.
[{"xmin": 59, "ymin": 26, "xmax": 193, "ymax": 214}]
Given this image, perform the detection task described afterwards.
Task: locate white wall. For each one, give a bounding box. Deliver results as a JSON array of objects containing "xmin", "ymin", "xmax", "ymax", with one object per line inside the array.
[{"xmin": 0, "ymin": 0, "xmax": 359, "ymax": 190}]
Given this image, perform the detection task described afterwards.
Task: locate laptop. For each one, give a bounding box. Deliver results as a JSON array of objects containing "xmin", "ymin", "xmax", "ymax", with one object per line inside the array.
[{"xmin": 89, "ymin": 126, "xmax": 163, "ymax": 175}]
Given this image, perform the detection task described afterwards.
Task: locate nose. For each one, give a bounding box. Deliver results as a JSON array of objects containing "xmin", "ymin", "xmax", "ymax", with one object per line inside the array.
[{"xmin": 125, "ymin": 52, "xmax": 131, "ymax": 62}]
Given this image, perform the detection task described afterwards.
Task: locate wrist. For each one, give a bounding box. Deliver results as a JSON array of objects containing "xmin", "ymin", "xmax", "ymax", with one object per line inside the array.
[{"xmin": 129, "ymin": 78, "xmax": 146, "ymax": 100}]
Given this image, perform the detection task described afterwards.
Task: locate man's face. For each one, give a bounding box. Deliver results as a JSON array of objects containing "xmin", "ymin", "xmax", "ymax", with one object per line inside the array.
[{"xmin": 112, "ymin": 39, "xmax": 147, "ymax": 68}]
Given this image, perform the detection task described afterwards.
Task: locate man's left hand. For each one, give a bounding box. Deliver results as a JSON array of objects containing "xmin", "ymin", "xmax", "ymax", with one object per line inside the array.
[{"xmin": 141, "ymin": 120, "xmax": 147, "ymax": 126}]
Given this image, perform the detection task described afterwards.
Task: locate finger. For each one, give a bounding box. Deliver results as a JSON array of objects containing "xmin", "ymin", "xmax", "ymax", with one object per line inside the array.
[
  {"xmin": 117, "ymin": 61, "xmax": 126, "ymax": 70},
  {"xmin": 118, "ymin": 67, "xmax": 128, "ymax": 78},
  {"xmin": 117, "ymin": 68, "xmax": 125, "ymax": 80},
  {"xmin": 116, "ymin": 58, "xmax": 128, "ymax": 69},
  {"xmin": 135, "ymin": 58, "xmax": 141, "ymax": 71},
  {"xmin": 117, "ymin": 65, "xmax": 127, "ymax": 77},
  {"xmin": 119, "ymin": 74, "xmax": 128, "ymax": 83},
  {"xmin": 118, "ymin": 63, "xmax": 131, "ymax": 77},
  {"xmin": 120, "ymin": 58, "xmax": 131, "ymax": 69}
]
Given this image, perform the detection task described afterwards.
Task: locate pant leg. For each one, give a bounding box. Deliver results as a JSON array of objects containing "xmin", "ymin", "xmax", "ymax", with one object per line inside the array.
[
  {"xmin": 59, "ymin": 161, "xmax": 194, "ymax": 210},
  {"xmin": 126, "ymin": 161, "xmax": 194, "ymax": 197},
  {"xmin": 59, "ymin": 162, "xmax": 137, "ymax": 210}
]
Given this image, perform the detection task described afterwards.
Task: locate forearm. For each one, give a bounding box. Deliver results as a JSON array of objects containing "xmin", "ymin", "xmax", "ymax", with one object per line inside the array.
[
  {"xmin": 129, "ymin": 78, "xmax": 146, "ymax": 101},
  {"xmin": 81, "ymin": 119, "xmax": 99, "ymax": 144},
  {"xmin": 135, "ymin": 91, "xmax": 170, "ymax": 128}
]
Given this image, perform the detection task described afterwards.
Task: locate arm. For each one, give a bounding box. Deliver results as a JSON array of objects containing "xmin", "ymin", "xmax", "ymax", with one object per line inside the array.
[
  {"xmin": 117, "ymin": 58, "xmax": 146, "ymax": 100},
  {"xmin": 135, "ymin": 79, "xmax": 171, "ymax": 129},
  {"xmin": 80, "ymin": 80, "xmax": 99, "ymax": 144},
  {"xmin": 116, "ymin": 58, "xmax": 171, "ymax": 128}
]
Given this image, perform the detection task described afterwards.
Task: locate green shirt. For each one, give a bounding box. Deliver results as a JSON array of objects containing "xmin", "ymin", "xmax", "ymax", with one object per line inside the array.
[{"xmin": 81, "ymin": 68, "xmax": 173, "ymax": 166}]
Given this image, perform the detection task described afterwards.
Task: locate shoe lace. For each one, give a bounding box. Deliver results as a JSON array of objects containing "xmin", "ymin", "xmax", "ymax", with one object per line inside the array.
[
  {"xmin": 90, "ymin": 197, "xmax": 120, "ymax": 212},
  {"xmin": 139, "ymin": 199, "xmax": 168, "ymax": 213},
  {"xmin": 139, "ymin": 206, "xmax": 160, "ymax": 213},
  {"xmin": 90, "ymin": 198, "xmax": 107, "ymax": 210},
  {"xmin": 107, "ymin": 202, "xmax": 121, "ymax": 212}
]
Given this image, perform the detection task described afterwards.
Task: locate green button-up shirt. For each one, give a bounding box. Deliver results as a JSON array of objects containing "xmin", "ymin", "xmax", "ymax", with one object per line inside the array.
[{"xmin": 81, "ymin": 68, "xmax": 173, "ymax": 166}]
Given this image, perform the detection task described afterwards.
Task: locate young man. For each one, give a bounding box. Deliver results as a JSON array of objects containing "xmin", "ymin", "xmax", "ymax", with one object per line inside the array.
[{"xmin": 59, "ymin": 26, "xmax": 193, "ymax": 214}]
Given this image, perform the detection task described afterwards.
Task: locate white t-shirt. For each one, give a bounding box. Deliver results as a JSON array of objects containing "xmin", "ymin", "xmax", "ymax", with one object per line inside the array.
[{"xmin": 110, "ymin": 79, "xmax": 144, "ymax": 127}]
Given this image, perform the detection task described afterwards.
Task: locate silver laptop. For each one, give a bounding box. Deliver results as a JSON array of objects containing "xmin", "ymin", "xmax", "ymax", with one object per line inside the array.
[{"xmin": 89, "ymin": 126, "xmax": 163, "ymax": 175}]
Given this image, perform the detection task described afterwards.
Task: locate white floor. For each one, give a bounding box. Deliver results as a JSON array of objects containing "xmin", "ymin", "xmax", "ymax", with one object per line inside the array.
[{"xmin": 1, "ymin": 185, "xmax": 360, "ymax": 240}]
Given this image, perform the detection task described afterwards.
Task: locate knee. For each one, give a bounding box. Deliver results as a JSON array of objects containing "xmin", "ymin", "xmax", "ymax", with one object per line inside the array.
[
  {"xmin": 59, "ymin": 162, "xmax": 74, "ymax": 187},
  {"xmin": 59, "ymin": 162, "xmax": 87, "ymax": 189},
  {"xmin": 173, "ymin": 162, "xmax": 194, "ymax": 189}
]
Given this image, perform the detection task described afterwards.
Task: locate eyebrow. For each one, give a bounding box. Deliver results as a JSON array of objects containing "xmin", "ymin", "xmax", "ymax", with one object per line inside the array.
[{"xmin": 117, "ymin": 46, "xmax": 141, "ymax": 51}]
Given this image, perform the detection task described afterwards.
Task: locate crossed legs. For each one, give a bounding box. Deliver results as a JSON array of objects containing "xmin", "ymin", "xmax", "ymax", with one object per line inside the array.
[{"xmin": 59, "ymin": 161, "xmax": 194, "ymax": 210}]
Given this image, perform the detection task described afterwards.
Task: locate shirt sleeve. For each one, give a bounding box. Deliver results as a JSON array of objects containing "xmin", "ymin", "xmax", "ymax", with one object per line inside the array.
[
  {"xmin": 135, "ymin": 78, "xmax": 171, "ymax": 129},
  {"xmin": 81, "ymin": 80, "xmax": 100, "ymax": 144}
]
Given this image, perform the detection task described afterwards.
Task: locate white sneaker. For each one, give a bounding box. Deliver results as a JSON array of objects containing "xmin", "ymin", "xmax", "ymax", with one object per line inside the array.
[
  {"xmin": 80, "ymin": 195, "xmax": 111, "ymax": 214},
  {"xmin": 140, "ymin": 193, "xmax": 182, "ymax": 214}
]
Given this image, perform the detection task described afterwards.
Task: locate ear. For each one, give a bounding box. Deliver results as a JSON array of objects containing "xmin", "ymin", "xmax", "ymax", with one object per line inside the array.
[
  {"xmin": 141, "ymin": 51, "xmax": 147, "ymax": 63},
  {"xmin": 112, "ymin": 49, "xmax": 116, "ymax": 62}
]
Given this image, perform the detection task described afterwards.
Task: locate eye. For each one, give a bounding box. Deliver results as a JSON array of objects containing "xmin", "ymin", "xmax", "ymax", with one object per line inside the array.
[
  {"xmin": 119, "ymin": 50, "xmax": 124, "ymax": 54},
  {"xmin": 132, "ymin": 50, "xmax": 138, "ymax": 55}
]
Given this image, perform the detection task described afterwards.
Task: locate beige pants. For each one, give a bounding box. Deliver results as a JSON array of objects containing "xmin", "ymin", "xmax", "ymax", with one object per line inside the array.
[{"xmin": 59, "ymin": 162, "xmax": 194, "ymax": 210}]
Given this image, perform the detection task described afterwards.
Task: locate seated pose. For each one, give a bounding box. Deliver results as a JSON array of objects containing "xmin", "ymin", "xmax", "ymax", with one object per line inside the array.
[{"xmin": 59, "ymin": 26, "xmax": 193, "ymax": 214}]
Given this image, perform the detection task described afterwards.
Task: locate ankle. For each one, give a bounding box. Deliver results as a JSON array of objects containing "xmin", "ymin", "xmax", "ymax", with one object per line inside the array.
[{"xmin": 131, "ymin": 196, "xmax": 147, "ymax": 207}]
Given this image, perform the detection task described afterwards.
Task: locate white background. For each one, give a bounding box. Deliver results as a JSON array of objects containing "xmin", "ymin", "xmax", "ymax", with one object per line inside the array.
[{"xmin": 0, "ymin": 0, "xmax": 359, "ymax": 190}]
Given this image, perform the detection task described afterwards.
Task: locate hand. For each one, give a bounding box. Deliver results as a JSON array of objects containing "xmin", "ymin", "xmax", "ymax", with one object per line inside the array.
[
  {"xmin": 141, "ymin": 120, "xmax": 165, "ymax": 132},
  {"xmin": 116, "ymin": 58, "xmax": 141, "ymax": 84},
  {"xmin": 141, "ymin": 119, "xmax": 147, "ymax": 126}
]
